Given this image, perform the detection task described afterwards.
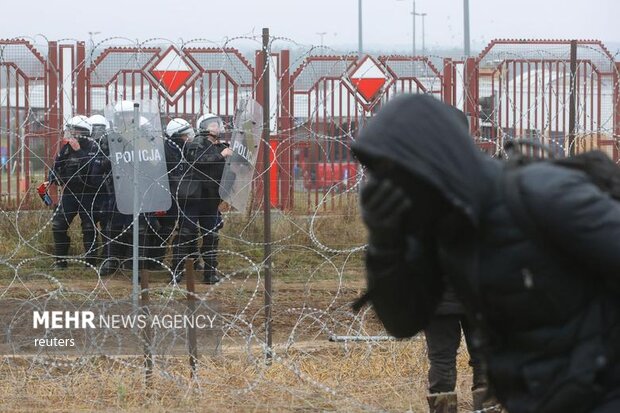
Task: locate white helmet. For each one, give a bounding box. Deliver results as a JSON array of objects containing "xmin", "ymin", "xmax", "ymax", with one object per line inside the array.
[
  {"xmin": 64, "ymin": 115, "xmax": 92, "ymax": 136},
  {"xmin": 88, "ymin": 114, "xmax": 110, "ymax": 130},
  {"xmin": 113, "ymin": 100, "xmax": 138, "ymax": 113},
  {"xmin": 196, "ymin": 113, "xmax": 224, "ymax": 136},
  {"xmin": 166, "ymin": 118, "xmax": 195, "ymax": 139},
  {"xmin": 112, "ymin": 100, "xmax": 150, "ymax": 131}
]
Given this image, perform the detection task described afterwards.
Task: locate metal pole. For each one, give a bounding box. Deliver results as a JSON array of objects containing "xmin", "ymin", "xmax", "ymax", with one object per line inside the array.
[
  {"xmin": 413, "ymin": 1, "xmax": 416, "ymax": 56},
  {"xmin": 568, "ymin": 40, "xmax": 577, "ymax": 156},
  {"xmin": 358, "ymin": 0, "xmax": 363, "ymax": 57},
  {"xmin": 132, "ymin": 102, "xmax": 140, "ymax": 307},
  {"xmin": 420, "ymin": 13, "xmax": 426, "ymax": 56},
  {"xmin": 140, "ymin": 272, "xmax": 153, "ymax": 388},
  {"xmin": 316, "ymin": 32, "xmax": 327, "ymax": 53},
  {"xmin": 463, "ymin": 0, "xmax": 470, "ymax": 56},
  {"xmin": 262, "ymin": 28, "xmax": 273, "ymax": 360},
  {"xmin": 87, "ymin": 31, "xmax": 100, "ymax": 66}
]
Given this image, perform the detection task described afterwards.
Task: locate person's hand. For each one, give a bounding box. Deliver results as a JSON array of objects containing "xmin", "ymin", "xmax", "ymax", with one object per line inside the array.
[
  {"xmin": 360, "ymin": 174, "xmax": 412, "ymax": 247},
  {"xmin": 221, "ymin": 147, "xmax": 233, "ymax": 158},
  {"xmin": 67, "ymin": 138, "xmax": 80, "ymax": 151}
]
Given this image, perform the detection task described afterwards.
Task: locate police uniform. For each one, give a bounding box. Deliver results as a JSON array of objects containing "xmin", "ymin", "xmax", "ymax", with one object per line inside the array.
[
  {"xmin": 170, "ymin": 135, "xmax": 226, "ymax": 284},
  {"xmin": 50, "ymin": 134, "xmax": 104, "ymax": 267}
]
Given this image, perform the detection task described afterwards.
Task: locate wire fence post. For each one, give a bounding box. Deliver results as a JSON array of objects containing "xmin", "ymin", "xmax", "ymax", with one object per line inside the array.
[
  {"xmin": 140, "ymin": 271, "xmax": 153, "ymax": 389},
  {"xmin": 186, "ymin": 259, "xmax": 198, "ymax": 377},
  {"xmin": 262, "ymin": 27, "xmax": 273, "ymax": 361},
  {"xmin": 132, "ymin": 103, "xmax": 140, "ymax": 307},
  {"xmin": 568, "ymin": 40, "xmax": 577, "ymax": 156}
]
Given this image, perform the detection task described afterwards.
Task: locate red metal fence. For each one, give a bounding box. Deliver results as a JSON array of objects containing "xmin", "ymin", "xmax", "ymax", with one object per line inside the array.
[{"xmin": 0, "ymin": 38, "xmax": 618, "ymax": 211}]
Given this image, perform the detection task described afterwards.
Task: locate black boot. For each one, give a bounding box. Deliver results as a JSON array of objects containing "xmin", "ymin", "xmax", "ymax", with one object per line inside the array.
[
  {"xmin": 100, "ymin": 258, "xmax": 119, "ymax": 276},
  {"xmin": 171, "ymin": 269, "xmax": 184, "ymax": 285},
  {"xmin": 472, "ymin": 388, "xmax": 503, "ymax": 412},
  {"xmin": 51, "ymin": 259, "xmax": 68, "ymax": 269},
  {"xmin": 427, "ymin": 392, "xmax": 457, "ymax": 413},
  {"xmin": 202, "ymin": 268, "xmax": 221, "ymax": 285},
  {"xmin": 201, "ymin": 231, "xmax": 220, "ymax": 284}
]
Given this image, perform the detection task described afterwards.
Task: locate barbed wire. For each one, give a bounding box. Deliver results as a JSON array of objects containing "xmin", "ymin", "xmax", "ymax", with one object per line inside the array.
[{"xmin": 0, "ymin": 34, "xmax": 618, "ymax": 412}]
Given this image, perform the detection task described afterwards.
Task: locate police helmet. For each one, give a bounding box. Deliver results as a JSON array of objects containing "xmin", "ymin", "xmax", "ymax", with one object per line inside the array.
[
  {"xmin": 113, "ymin": 100, "xmax": 137, "ymax": 113},
  {"xmin": 196, "ymin": 113, "xmax": 224, "ymax": 137},
  {"xmin": 88, "ymin": 114, "xmax": 110, "ymax": 130},
  {"xmin": 166, "ymin": 118, "xmax": 195, "ymax": 139},
  {"xmin": 64, "ymin": 115, "xmax": 92, "ymax": 137}
]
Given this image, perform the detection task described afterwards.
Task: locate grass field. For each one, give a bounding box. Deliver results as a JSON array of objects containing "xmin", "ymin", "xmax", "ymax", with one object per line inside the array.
[{"xmin": 0, "ymin": 204, "xmax": 481, "ymax": 412}]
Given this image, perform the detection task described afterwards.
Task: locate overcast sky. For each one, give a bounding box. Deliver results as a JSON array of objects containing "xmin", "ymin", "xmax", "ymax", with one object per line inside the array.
[{"xmin": 2, "ymin": 0, "xmax": 617, "ymax": 53}]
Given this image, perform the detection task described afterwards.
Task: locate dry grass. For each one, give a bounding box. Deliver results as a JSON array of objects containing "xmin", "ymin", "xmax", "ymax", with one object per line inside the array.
[
  {"xmin": 0, "ymin": 341, "xmax": 478, "ymax": 412},
  {"xmin": 0, "ymin": 203, "xmax": 481, "ymax": 412}
]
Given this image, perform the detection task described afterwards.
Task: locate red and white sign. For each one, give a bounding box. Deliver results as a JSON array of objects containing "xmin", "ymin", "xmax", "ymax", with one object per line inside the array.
[
  {"xmin": 146, "ymin": 47, "xmax": 198, "ymax": 104},
  {"xmin": 345, "ymin": 56, "xmax": 393, "ymax": 109}
]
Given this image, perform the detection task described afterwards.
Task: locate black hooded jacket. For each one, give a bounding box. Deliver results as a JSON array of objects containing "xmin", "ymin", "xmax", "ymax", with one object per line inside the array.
[{"xmin": 351, "ymin": 94, "xmax": 620, "ymax": 413}]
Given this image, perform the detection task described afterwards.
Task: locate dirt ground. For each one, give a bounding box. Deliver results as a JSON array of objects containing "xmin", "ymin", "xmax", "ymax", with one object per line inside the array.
[{"xmin": 0, "ymin": 272, "xmax": 479, "ymax": 412}]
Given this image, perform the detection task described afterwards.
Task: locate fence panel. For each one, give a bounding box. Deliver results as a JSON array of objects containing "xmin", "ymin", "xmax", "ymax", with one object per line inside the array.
[
  {"xmin": 0, "ymin": 39, "xmax": 54, "ymax": 208},
  {"xmin": 467, "ymin": 39, "xmax": 618, "ymax": 158}
]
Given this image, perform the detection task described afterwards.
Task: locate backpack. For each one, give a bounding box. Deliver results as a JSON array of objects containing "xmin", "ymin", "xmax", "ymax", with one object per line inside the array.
[{"xmin": 502, "ymin": 139, "xmax": 620, "ymax": 293}]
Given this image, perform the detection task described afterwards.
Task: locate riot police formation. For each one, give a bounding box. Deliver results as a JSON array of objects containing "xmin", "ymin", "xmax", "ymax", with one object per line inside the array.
[
  {"xmin": 50, "ymin": 115, "xmax": 106, "ymax": 268},
  {"xmin": 49, "ymin": 106, "xmax": 233, "ymax": 286},
  {"xmin": 168, "ymin": 113, "xmax": 233, "ymax": 284}
]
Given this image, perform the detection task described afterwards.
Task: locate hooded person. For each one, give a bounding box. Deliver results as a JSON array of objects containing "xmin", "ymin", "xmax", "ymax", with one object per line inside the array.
[
  {"xmin": 403, "ymin": 106, "xmax": 496, "ymax": 413},
  {"xmin": 351, "ymin": 94, "xmax": 620, "ymax": 413}
]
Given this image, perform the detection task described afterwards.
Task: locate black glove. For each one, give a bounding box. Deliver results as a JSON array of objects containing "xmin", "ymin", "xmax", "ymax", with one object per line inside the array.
[{"xmin": 360, "ymin": 174, "xmax": 412, "ymax": 249}]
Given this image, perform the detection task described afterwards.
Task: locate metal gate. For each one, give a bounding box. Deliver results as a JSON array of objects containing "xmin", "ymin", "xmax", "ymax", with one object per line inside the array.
[
  {"xmin": 0, "ymin": 38, "xmax": 618, "ymax": 210},
  {"xmin": 465, "ymin": 40, "xmax": 618, "ymax": 159},
  {"xmin": 286, "ymin": 54, "xmax": 446, "ymax": 211},
  {"xmin": 85, "ymin": 44, "xmax": 255, "ymax": 122},
  {"xmin": 0, "ymin": 39, "xmax": 57, "ymax": 207}
]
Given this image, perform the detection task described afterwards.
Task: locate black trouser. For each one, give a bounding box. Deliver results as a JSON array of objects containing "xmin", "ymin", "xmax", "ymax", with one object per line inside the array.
[
  {"xmin": 52, "ymin": 191, "xmax": 97, "ymax": 261},
  {"xmin": 150, "ymin": 205, "xmax": 179, "ymax": 268},
  {"xmin": 102, "ymin": 199, "xmax": 132, "ymax": 265},
  {"xmin": 172, "ymin": 199, "xmax": 221, "ymax": 275},
  {"xmin": 424, "ymin": 313, "xmax": 487, "ymax": 394}
]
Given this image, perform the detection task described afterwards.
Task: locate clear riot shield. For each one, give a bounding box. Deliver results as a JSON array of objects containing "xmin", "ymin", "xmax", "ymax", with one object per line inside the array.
[
  {"xmin": 219, "ymin": 98, "xmax": 263, "ymax": 212},
  {"xmin": 104, "ymin": 99, "xmax": 171, "ymax": 214}
]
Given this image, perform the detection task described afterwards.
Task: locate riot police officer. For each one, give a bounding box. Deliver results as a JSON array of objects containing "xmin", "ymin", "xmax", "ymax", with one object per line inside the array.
[
  {"xmin": 151, "ymin": 118, "xmax": 195, "ymax": 274},
  {"xmin": 194, "ymin": 113, "xmax": 233, "ymax": 284},
  {"xmin": 170, "ymin": 113, "xmax": 232, "ymax": 284},
  {"xmin": 50, "ymin": 115, "xmax": 103, "ymax": 268}
]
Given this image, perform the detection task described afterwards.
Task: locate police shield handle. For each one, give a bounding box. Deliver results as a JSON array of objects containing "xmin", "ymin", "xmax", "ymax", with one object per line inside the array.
[{"xmin": 221, "ymin": 147, "xmax": 233, "ymax": 158}]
